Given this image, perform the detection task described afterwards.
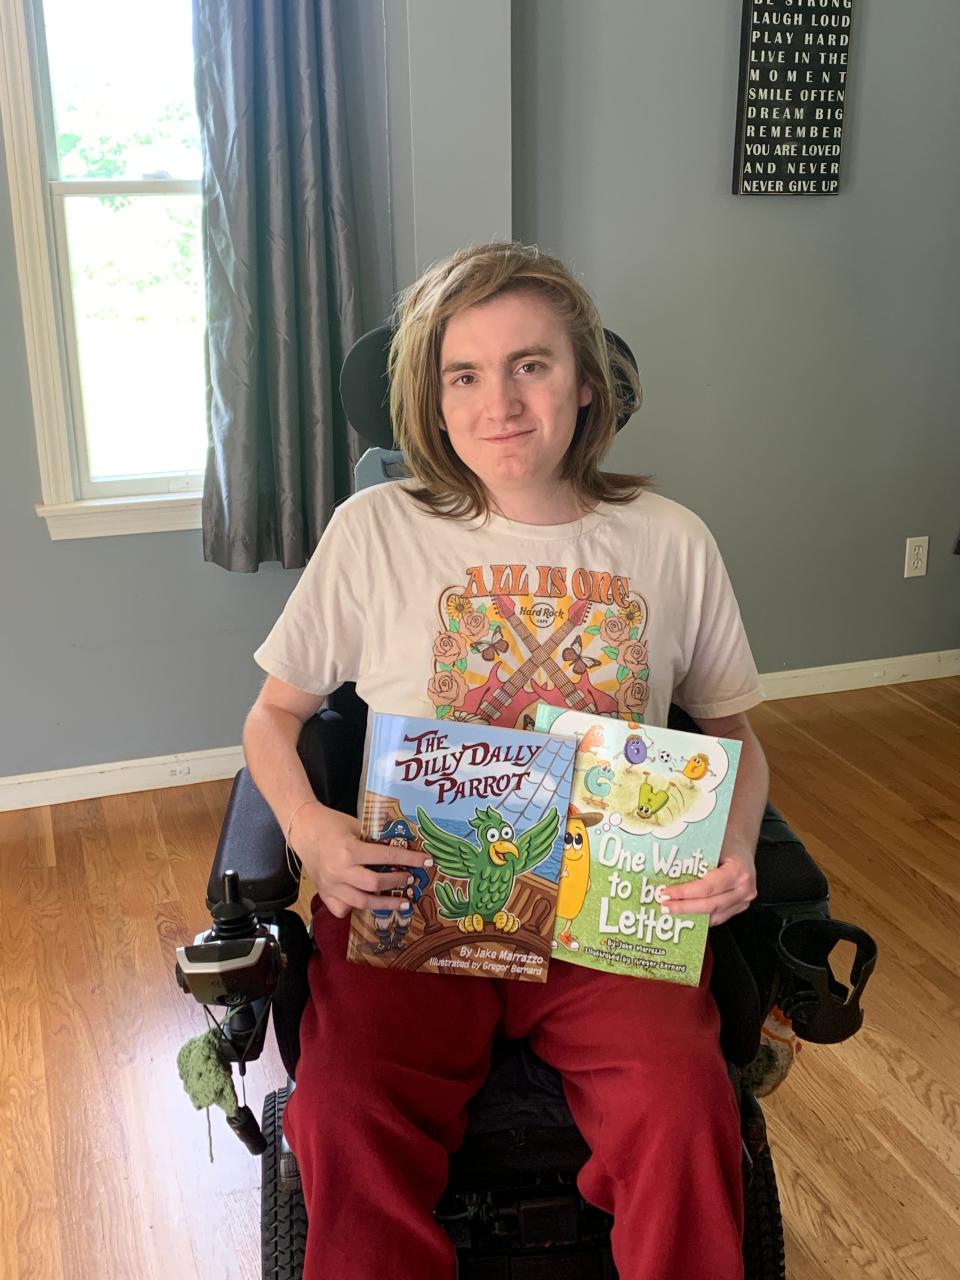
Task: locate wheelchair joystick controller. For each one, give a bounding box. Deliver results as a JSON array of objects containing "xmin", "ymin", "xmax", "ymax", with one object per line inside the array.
[
  {"xmin": 211, "ymin": 868, "xmax": 259, "ymax": 938},
  {"xmin": 176, "ymin": 870, "xmax": 283, "ymax": 1010},
  {"xmin": 176, "ymin": 870, "xmax": 286, "ymax": 1156}
]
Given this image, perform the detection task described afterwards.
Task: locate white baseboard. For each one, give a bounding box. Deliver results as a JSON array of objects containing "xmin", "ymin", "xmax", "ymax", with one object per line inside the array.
[
  {"xmin": 0, "ymin": 745, "xmax": 245, "ymax": 813},
  {"xmin": 758, "ymin": 647, "xmax": 960, "ymax": 701},
  {"xmin": 2, "ymin": 649, "xmax": 958, "ymax": 812}
]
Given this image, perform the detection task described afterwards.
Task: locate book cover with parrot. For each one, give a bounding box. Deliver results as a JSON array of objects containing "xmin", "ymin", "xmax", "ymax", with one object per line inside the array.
[
  {"xmin": 346, "ymin": 712, "xmax": 576, "ymax": 981},
  {"xmin": 534, "ymin": 706, "xmax": 742, "ymax": 987}
]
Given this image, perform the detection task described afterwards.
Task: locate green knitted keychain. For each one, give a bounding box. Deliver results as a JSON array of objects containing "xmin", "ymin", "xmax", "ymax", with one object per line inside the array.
[{"xmin": 177, "ymin": 1027, "xmax": 238, "ymax": 1161}]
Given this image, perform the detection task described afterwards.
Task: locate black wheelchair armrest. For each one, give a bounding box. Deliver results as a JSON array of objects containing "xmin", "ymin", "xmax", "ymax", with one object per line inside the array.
[
  {"xmin": 754, "ymin": 802, "xmax": 828, "ymax": 910},
  {"xmin": 200, "ymin": 769, "xmax": 314, "ymax": 1079},
  {"xmin": 206, "ymin": 704, "xmax": 367, "ymax": 916},
  {"xmin": 205, "ymin": 768, "xmax": 299, "ymax": 915},
  {"xmin": 201, "ymin": 703, "xmax": 368, "ymax": 1079}
]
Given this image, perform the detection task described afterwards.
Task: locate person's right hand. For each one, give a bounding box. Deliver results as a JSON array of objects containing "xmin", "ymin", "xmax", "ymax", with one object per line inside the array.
[{"xmin": 287, "ymin": 801, "xmax": 433, "ymax": 919}]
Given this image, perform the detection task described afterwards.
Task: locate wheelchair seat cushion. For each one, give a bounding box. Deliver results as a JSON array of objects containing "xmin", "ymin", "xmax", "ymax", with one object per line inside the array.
[{"xmin": 465, "ymin": 1038, "xmax": 575, "ymax": 1137}]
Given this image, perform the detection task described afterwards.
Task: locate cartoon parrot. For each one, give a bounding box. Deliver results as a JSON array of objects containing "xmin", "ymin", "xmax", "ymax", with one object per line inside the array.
[{"xmin": 415, "ymin": 803, "xmax": 560, "ymax": 934}]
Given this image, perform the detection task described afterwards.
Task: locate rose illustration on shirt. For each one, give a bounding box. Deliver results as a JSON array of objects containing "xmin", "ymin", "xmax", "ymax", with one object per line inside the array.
[
  {"xmin": 428, "ymin": 669, "xmax": 468, "ymax": 709},
  {"xmin": 459, "ymin": 610, "xmax": 490, "ymax": 642},
  {"xmin": 433, "ymin": 630, "xmax": 468, "ymax": 663},
  {"xmin": 616, "ymin": 676, "xmax": 650, "ymax": 718},
  {"xmin": 617, "ymin": 639, "xmax": 649, "ymax": 673},
  {"xmin": 600, "ymin": 615, "xmax": 629, "ymax": 646}
]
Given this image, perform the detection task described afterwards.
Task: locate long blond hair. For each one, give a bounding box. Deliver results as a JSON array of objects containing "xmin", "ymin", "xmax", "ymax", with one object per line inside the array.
[{"xmin": 388, "ymin": 241, "xmax": 650, "ymax": 520}]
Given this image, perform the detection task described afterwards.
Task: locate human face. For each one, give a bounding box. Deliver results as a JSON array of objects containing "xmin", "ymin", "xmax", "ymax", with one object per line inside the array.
[{"xmin": 438, "ymin": 290, "xmax": 592, "ymax": 517}]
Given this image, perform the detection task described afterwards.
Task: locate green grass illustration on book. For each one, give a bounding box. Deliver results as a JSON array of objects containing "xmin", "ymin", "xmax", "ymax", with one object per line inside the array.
[{"xmin": 534, "ymin": 705, "xmax": 742, "ymax": 987}]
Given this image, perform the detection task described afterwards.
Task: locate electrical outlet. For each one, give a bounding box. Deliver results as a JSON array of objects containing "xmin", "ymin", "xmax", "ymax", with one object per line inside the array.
[{"xmin": 904, "ymin": 536, "xmax": 929, "ymax": 578}]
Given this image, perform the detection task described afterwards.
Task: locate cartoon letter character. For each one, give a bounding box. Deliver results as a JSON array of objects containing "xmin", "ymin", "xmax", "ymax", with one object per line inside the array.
[
  {"xmin": 636, "ymin": 773, "xmax": 677, "ymax": 820},
  {"xmin": 623, "ymin": 731, "xmax": 653, "ymax": 770},
  {"xmin": 584, "ymin": 763, "xmax": 616, "ymax": 808},
  {"xmin": 416, "ymin": 804, "xmax": 559, "ymax": 934},
  {"xmin": 553, "ymin": 805, "xmax": 603, "ymax": 952},
  {"xmin": 681, "ymin": 752, "xmax": 714, "ymax": 782},
  {"xmin": 369, "ymin": 819, "xmax": 430, "ymax": 953},
  {"xmin": 580, "ymin": 724, "xmax": 607, "ymax": 757}
]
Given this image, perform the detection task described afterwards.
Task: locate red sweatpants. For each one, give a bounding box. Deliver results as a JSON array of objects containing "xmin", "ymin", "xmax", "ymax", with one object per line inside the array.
[{"xmin": 282, "ymin": 902, "xmax": 744, "ymax": 1280}]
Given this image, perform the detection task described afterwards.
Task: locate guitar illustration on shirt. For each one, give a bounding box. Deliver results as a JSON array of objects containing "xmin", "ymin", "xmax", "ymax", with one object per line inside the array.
[{"xmin": 427, "ymin": 564, "xmax": 652, "ymax": 728}]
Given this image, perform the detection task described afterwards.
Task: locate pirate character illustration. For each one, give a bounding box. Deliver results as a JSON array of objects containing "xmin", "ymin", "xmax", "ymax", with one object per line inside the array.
[{"xmin": 370, "ymin": 818, "xmax": 430, "ymax": 953}]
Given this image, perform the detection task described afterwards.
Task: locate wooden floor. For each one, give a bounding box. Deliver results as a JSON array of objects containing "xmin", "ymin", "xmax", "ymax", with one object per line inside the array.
[{"xmin": 1, "ymin": 679, "xmax": 958, "ymax": 1279}]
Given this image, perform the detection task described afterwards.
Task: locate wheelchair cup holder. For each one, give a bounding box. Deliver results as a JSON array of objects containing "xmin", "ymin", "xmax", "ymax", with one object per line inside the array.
[{"xmin": 775, "ymin": 917, "xmax": 877, "ymax": 1044}]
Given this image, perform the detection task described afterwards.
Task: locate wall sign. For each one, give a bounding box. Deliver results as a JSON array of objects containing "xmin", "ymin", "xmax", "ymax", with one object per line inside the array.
[{"xmin": 733, "ymin": 0, "xmax": 853, "ymax": 196}]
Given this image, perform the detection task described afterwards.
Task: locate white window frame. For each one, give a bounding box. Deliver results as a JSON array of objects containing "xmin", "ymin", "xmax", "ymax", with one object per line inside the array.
[{"xmin": 0, "ymin": 0, "xmax": 203, "ymax": 540}]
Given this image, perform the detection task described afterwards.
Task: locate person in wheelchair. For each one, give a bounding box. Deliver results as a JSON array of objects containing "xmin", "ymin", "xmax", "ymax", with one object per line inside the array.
[{"xmin": 243, "ymin": 241, "xmax": 771, "ymax": 1280}]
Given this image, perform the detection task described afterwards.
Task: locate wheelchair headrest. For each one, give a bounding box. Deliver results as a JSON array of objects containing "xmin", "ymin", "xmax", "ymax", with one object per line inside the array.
[{"xmin": 340, "ymin": 323, "xmax": 640, "ymax": 450}]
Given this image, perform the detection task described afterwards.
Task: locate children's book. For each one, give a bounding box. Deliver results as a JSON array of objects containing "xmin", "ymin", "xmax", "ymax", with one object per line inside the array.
[
  {"xmin": 346, "ymin": 712, "xmax": 576, "ymax": 982},
  {"xmin": 533, "ymin": 706, "xmax": 742, "ymax": 988}
]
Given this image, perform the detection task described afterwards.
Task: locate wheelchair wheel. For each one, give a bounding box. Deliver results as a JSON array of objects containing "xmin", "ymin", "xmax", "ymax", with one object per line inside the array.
[
  {"xmin": 262, "ymin": 1087, "xmax": 307, "ymax": 1280},
  {"xmin": 743, "ymin": 1142, "xmax": 786, "ymax": 1280}
]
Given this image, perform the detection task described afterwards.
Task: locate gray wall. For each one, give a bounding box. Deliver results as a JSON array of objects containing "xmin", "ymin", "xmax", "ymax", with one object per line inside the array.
[
  {"xmin": 1, "ymin": 122, "xmax": 295, "ymax": 777},
  {"xmin": 512, "ymin": 0, "xmax": 960, "ymax": 673},
  {"xmin": 0, "ymin": 0, "xmax": 394, "ymax": 777},
  {"xmin": 2, "ymin": 0, "xmax": 958, "ymax": 778}
]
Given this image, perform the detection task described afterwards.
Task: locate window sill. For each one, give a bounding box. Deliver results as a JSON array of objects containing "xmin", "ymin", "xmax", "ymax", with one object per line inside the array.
[{"xmin": 36, "ymin": 492, "xmax": 202, "ymax": 540}]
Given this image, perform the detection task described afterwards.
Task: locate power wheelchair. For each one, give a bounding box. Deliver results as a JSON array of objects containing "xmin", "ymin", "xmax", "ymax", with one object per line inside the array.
[{"xmin": 176, "ymin": 324, "xmax": 878, "ymax": 1279}]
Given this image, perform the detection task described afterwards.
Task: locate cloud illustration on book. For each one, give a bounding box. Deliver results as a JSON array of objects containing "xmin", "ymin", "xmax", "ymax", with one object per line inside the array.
[{"xmin": 545, "ymin": 709, "xmax": 734, "ymax": 840}]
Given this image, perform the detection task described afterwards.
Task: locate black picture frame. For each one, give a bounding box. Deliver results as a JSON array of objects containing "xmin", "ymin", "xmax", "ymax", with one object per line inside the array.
[{"xmin": 733, "ymin": 0, "xmax": 854, "ymax": 196}]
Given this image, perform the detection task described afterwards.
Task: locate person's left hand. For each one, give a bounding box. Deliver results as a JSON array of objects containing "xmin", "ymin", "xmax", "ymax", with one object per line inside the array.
[{"xmin": 659, "ymin": 844, "xmax": 757, "ymax": 927}]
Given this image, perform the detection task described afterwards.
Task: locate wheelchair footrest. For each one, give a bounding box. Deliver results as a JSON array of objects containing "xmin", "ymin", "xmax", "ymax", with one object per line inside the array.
[
  {"xmin": 456, "ymin": 1246, "xmax": 616, "ymax": 1279},
  {"xmin": 439, "ymin": 1181, "xmax": 614, "ymax": 1274},
  {"xmin": 518, "ymin": 1197, "xmax": 581, "ymax": 1249}
]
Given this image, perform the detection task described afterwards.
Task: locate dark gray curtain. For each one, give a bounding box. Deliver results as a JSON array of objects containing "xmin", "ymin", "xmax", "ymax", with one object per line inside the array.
[{"xmin": 193, "ymin": 0, "xmax": 363, "ymax": 571}]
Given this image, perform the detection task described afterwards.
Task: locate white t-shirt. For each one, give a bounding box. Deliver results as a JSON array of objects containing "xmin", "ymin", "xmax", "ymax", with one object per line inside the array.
[{"xmin": 254, "ymin": 481, "xmax": 763, "ymax": 739}]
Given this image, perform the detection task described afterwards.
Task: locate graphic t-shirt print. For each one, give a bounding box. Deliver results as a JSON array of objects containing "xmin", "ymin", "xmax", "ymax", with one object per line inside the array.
[{"xmin": 426, "ymin": 561, "xmax": 651, "ymax": 729}]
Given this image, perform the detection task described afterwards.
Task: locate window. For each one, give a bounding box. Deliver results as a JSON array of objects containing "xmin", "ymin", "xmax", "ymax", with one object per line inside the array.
[{"xmin": 1, "ymin": 0, "xmax": 206, "ymax": 538}]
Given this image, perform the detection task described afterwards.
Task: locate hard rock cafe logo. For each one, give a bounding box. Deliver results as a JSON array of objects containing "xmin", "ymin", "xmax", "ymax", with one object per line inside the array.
[{"xmin": 520, "ymin": 602, "xmax": 563, "ymax": 629}]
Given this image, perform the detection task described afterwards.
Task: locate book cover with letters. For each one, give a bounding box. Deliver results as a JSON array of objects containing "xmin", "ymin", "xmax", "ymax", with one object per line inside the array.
[
  {"xmin": 535, "ymin": 706, "xmax": 742, "ymax": 987},
  {"xmin": 347, "ymin": 712, "xmax": 576, "ymax": 982}
]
